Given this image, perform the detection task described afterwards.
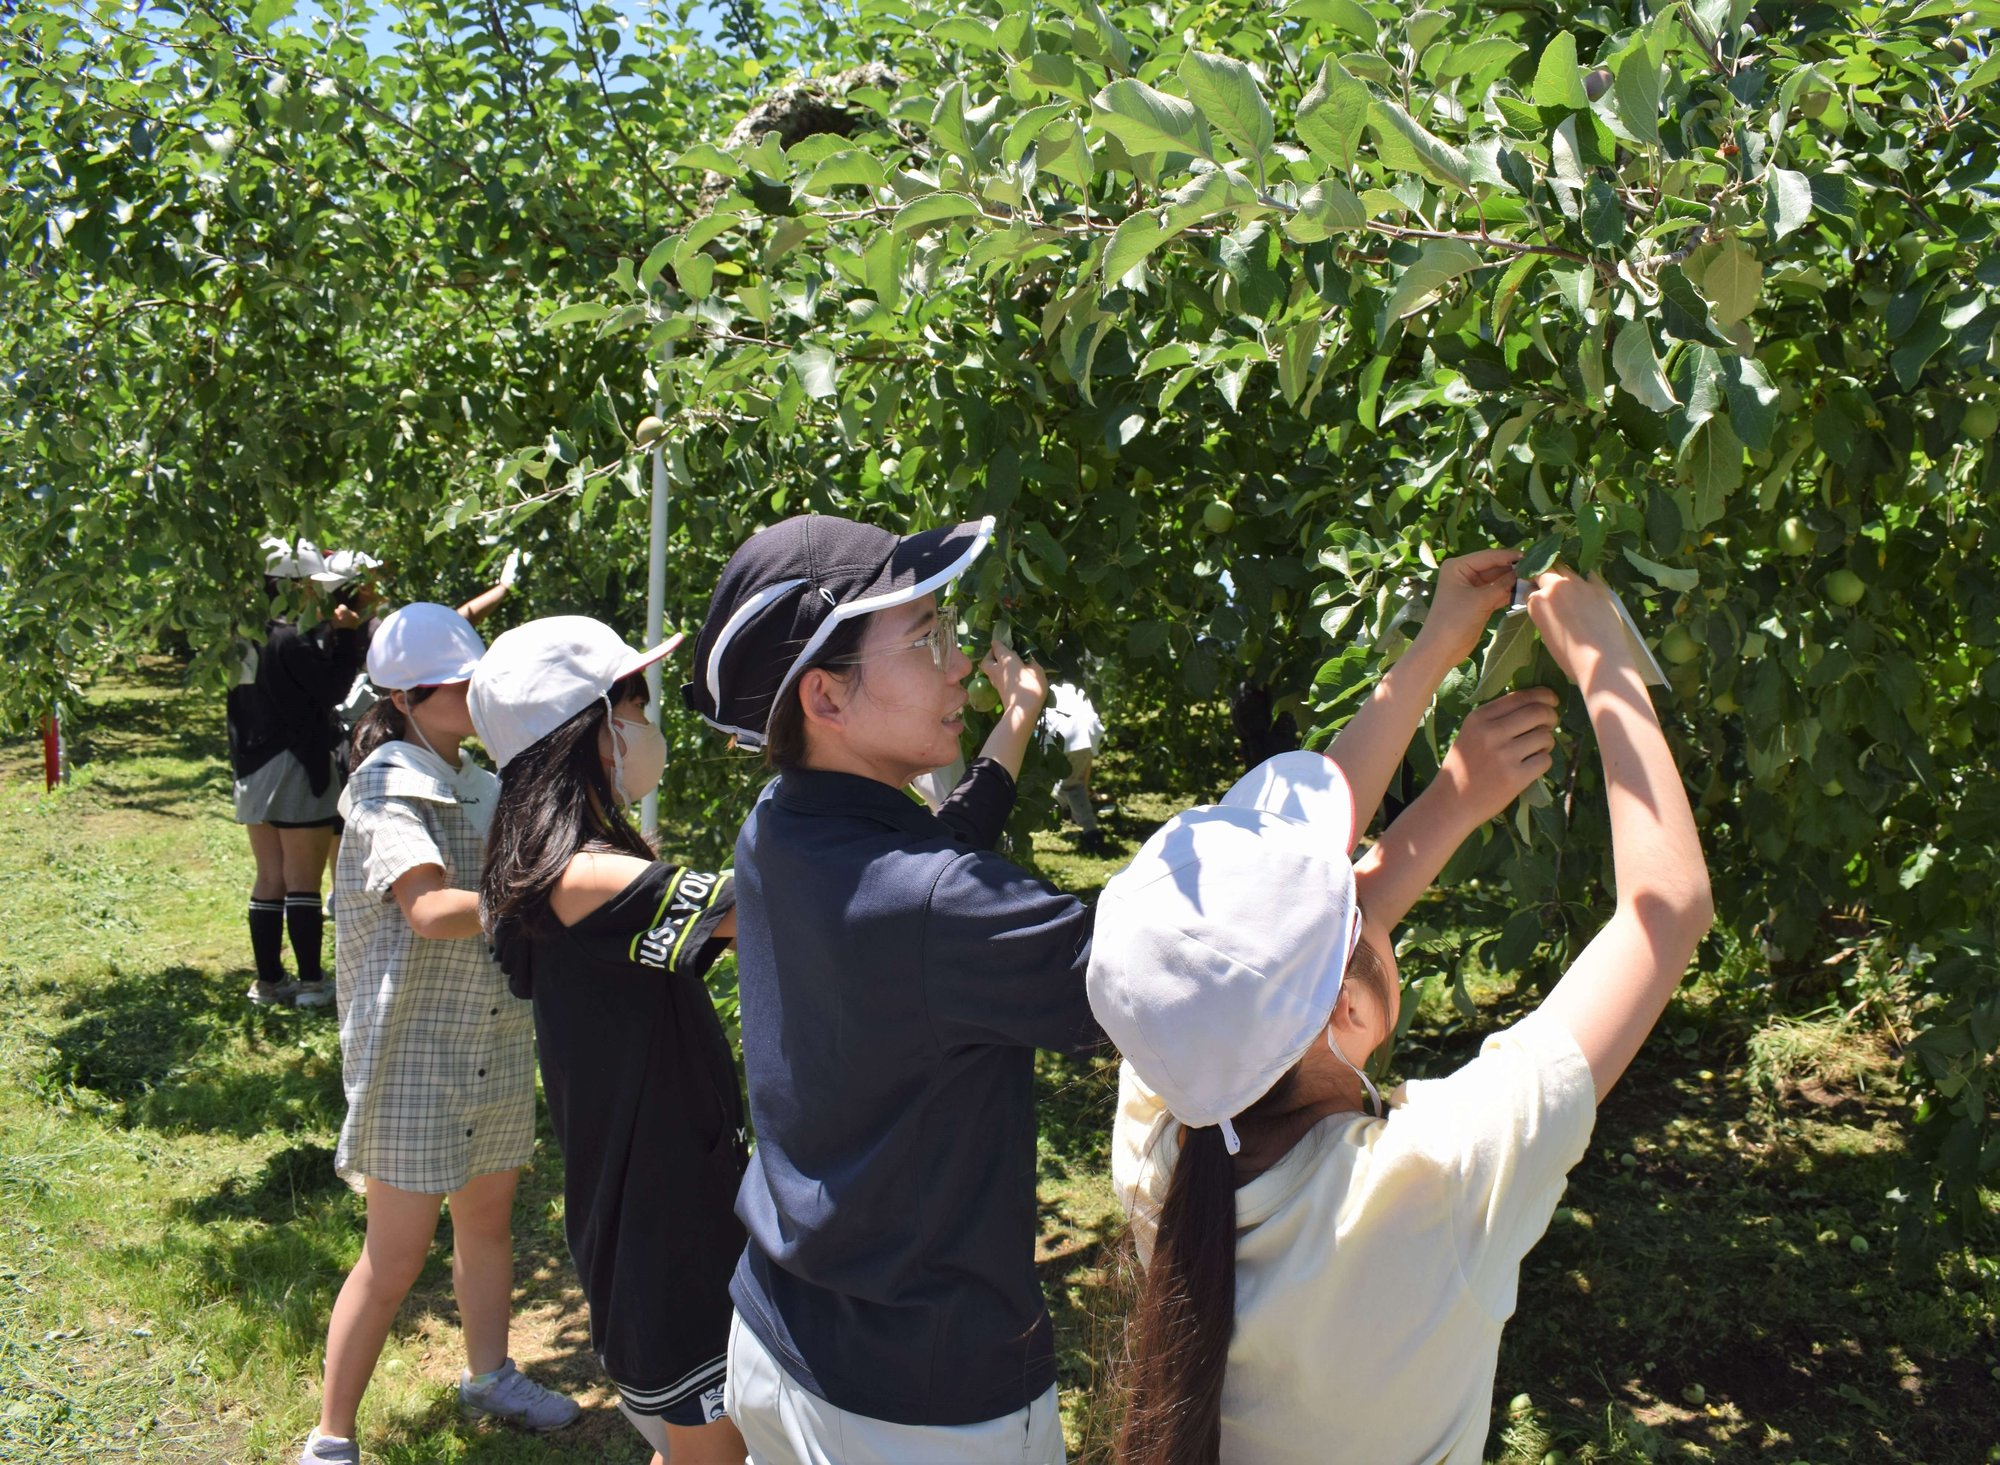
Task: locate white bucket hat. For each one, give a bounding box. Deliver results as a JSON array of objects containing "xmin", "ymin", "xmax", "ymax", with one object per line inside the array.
[
  {"xmin": 1087, "ymin": 751, "xmax": 1363, "ymax": 1152},
  {"xmin": 367, "ymin": 603, "xmax": 485, "ymax": 690},
  {"xmin": 468, "ymin": 616, "xmax": 683, "ymax": 770}
]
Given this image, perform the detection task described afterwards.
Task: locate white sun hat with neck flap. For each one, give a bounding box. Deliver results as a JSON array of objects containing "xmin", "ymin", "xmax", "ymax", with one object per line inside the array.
[{"xmin": 1086, "ymin": 750, "xmax": 1367, "ymax": 1152}]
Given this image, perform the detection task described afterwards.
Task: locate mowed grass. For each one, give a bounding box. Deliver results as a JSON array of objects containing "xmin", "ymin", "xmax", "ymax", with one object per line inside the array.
[{"xmin": 1, "ymin": 661, "xmax": 1995, "ymax": 1463}]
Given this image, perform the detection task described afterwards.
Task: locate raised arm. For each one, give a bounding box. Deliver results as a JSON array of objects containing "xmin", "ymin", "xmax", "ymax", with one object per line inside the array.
[
  {"xmin": 1324, "ymin": 549, "xmax": 1519, "ymax": 846},
  {"xmin": 1525, "ymin": 570, "xmax": 1714, "ymax": 1099},
  {"xmin": 973, "ymin": 635, "xmax": 1049, "ymax": 781},
  {"xmin": 1352, "ymin": 686, "xmax": 1559, "ymax": 931}
]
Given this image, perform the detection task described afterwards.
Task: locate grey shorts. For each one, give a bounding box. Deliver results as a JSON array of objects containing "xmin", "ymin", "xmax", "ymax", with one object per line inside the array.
[{"xmin": 232, "ymin": 751, "xmax": 340, "ymax": 827}]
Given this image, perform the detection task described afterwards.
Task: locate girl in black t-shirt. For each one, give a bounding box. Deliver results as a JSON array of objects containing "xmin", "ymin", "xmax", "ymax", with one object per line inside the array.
[{"xmin": 469, "ymin": 616, "xmax": 746, "ymax": 1465}]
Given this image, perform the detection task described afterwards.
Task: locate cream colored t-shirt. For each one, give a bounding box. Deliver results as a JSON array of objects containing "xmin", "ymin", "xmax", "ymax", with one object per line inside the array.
[{"xmin": 1113, "ymin": 1017, "xmax": 1597, "ymax": 1465}]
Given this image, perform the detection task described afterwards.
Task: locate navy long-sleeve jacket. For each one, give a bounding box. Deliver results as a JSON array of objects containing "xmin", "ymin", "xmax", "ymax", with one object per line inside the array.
[{"xmin": 729, "ymin": 758, "xmax": 1103, "ymax": 1426}]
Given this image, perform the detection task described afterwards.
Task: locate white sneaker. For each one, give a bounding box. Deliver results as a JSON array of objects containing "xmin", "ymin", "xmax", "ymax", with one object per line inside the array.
[
  {"xmin": 290, "ymin": 981, "xmax": 335, "ymax": 1009},
  {"xmin": 459, "ymin": 1358, "xmax": 580, "ymax": 1432}
]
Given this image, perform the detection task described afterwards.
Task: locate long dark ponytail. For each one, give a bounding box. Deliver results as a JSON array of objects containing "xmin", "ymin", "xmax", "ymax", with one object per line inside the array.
[
  {"xmin": 478, "ymin": 673, "xmax": 652, "ymax": 939},
  {"xmin": 1118, "ymin": 936, "xmax": 1395, "ymax": 1465},
  {"xmin": 349, "ymin": 685, "xmax": 435, "ymax": 765}
]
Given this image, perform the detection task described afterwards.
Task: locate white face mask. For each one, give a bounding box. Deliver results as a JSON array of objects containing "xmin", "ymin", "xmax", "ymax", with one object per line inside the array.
[
  {"xmin": 1327, "ymin": 1026, "xmax": 1384, "ymax": 1118},
  {"xmin": 605, "ymin": 707, "xmax": 667, "ymax": 805}
]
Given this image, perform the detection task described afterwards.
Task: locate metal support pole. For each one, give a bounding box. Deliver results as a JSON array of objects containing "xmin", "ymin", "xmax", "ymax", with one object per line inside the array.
[{"xmin": 641, "ymin": 406, "xmax": 669, "ymax": 840}]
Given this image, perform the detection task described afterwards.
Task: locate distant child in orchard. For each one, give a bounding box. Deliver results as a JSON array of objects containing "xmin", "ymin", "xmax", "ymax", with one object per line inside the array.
[
  {"xmin": 230, "ymin": 539, "xmax": 371, "ymax": 1008},
  {"xmin": 300, "ymin": 604, "xmax": 579, "ymax": 1465},
  {"xmin": 471, "ymin": 617, "xmax": 747, "ymax": 1465},
  {"xmin": 1092, "ymin": 566, "xmax": 1713, "ymax": 1464}
]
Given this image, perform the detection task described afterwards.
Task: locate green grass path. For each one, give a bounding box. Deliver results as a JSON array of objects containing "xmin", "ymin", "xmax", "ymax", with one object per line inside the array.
[{"xmin": 1, "ymin": 663, "xmax": 1994, "ymax": 1463}]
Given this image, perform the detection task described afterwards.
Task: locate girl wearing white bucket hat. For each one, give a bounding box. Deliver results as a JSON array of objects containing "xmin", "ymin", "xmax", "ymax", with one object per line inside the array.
[
  {"xmin": 1093, "ymin": 568, "xmax": 1713, "ymax": 1465},
  {"xmin": 470, "ymin": 617, "xmax": 746, "ymax": 1465},
  {"xmin": 299, "ymin": 604, "xmax": 579, "ymax": 1465}
]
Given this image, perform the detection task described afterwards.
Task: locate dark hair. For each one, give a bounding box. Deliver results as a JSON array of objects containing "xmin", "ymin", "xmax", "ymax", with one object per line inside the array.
[
  {"xmin": 479, "ymin": 672, "xmax": 651, "ymax": 938},
  {"xmin": 1117, "ymin": 935, "xmax": 1395, "ymax": 1465},
  {"xmin": 349, "ymin": 684, "xmax": 437, "ymax": 765},
  {"xmin": 762, "ymin": 614, "xmax": 871, "ymax": 771}
]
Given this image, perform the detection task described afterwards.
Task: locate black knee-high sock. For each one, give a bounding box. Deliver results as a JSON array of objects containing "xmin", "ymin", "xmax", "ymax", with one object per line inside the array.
[
  {"xmin": 285, "ymin": 892, "xmax": 325, "ymax": 985},
  {"xmin": 248, "ymin": 899, "xmax": 287, "ymax": 985}
]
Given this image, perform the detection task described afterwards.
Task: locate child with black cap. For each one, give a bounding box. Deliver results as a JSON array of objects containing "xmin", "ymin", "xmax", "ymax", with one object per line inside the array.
[{"xmin": 683, "ymin": 512, "xmax": 1094, "ymax": 1461}]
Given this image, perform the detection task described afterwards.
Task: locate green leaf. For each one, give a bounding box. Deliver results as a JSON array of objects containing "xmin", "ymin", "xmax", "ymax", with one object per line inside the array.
[
  {"xmin": 1092, "ymin": 79, "xmax": 1209, "ymax": 157},
  {"xmin": 542, "ymin": 301, "xmax": 611, "ymax": 329},
  {"xmin": 790, "ymin": 346, "xmax": 839, "ymax": 399},
  {"xmin": 1475, "ymin": 609, "xmax": 1538, "ymax": 697},
  {"xmin": 1368, "ymin": 98, "xmax": 1473, "ymax": 194},
  {"xmin": 1622, "ymin": 545, "xmax": 1699, "ymax": 593},
  {"xmin": 1612, "ymin": 322, "xmax": 1678, "ymax": 412},
  {"xmin": 1385, "ymin": 239, "xmax": 1486, "ymax": 318},
  {"xmin": 1283, "ymin": 181, "xmax": 1367, "ymax": 242},
  {"xmin": 1722, "ymin": 355, "xmax": 1780, "ymax": 451},
  {"xmin": 1764, "ymin": 167, "xmax": 1813, "ymax": 241},
  {"xmin": 1582, "ymin": 179, "xmax": 1624, "ymax": 246},
  {"xmin": 638, "ymin": 235, "xmax": 679, "ymax": 289},
  {"xmin": 1163, "ymin": 168, "xmax": 1255, "ymax": 234},
  {"xmin": 673, "ymin": 245, "xmax": 714, "ymax": 300},
  {"xmin": 803, "ymin": 150, "xmax": 887, "ymax": 192},
  {"xmin": 892, "ymin": 193, "xmax": 983, "ymax": 235},
  {"xmin": 1440, "ymin": 37, "xmax": 1527, "ymax": 80},
  {"xmin": 1103, "ymin": 213, "xmax": 1169, "ymax": 283},
  {"xmin": 1179, "ymin": 50, "xmax": 1274, "ymax": 160},
  {"xmin": 1609, "ymin": 31, "xmax": 1663, "ymax": 144},
  {"xmin": 671, "ymin": 143, "xmax": 743, "ymax": 178},
  {"xmin": 1283, "ymin": 0, "xmax": 1376, "ymax": 41},
  {"xmin": 1518, "ymin": 530, "xmax": 1564, "ymax": 578},
  {"xmin": 1532, "ymin": 31, "xmax": 1589, "ymax": 111},
  {"xmin": 1683, "ymin": 416, "xmax": 1744, "ymax": 526},
  {"xmin": 1296, "ymin": 60, "xmax": 1369, "ymax": 172},
  {"xmin": 1696, "ymin": 242, "xmax": 1762, "ymax": 326},
  {"xmin": 1658, "ymin": 264, "xmax": 1730, "ymax": 346}
]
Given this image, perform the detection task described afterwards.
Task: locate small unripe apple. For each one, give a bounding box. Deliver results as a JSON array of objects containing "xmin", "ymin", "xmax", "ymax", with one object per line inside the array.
[
  {"xmin": 1584, "ymin": 66, "xmax": 1613, "ymax": 101},
  {"xmin": 1777, "ymin": 516, "xmax": 1814, "ymax": 556},
  {"xmin": 1202, "ymin": 499, "xmax": 1236, "ymax": 534},
  {"xmin": 1661, "ymin": 625, "xmax": 1701, "ymax": 665},
  {"xmin": 966, "ymin": 674, "xmax": 999, "ymax": 713},
  {"xmin": 1825, "ymin": 568, "xmax": 1866, "ymax": 606},
  {"xmin": 1079, "ymin": 463, "xmax": 1101, "ymax": 490},
  {"xmin": 1962, "ymin": 400, "xmax": 1998, "ymax": 438},
  {"xmin": 634, "ymin": 414, "xmax": 666, "ymax": 448}
]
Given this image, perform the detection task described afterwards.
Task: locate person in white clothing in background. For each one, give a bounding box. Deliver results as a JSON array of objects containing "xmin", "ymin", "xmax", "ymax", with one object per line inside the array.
[
  {"xmin": 1088, "ymin": 565, "xmax": 1713, "ymax": 1465},
  {"xmin": 1040, "ymin": 679, "xmax": 1107, "ymax": 853}
]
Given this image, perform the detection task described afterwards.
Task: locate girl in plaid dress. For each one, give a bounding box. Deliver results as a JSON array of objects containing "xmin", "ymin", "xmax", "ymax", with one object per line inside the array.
[{"xmin": 299, "ymin": 605, "xmax": 579, "ymax": 1465}]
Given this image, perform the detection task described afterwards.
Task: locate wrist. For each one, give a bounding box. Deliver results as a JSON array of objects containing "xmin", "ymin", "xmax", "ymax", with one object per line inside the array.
[{"xmin": 1387, "ymin": 631, "xmax": 1459, "ymax": 692}]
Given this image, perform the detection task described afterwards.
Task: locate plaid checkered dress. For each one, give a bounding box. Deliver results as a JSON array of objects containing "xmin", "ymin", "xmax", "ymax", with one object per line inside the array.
[{"xmin": 332, "ymin": 744, "xmax": 535, "ymax": 1193}]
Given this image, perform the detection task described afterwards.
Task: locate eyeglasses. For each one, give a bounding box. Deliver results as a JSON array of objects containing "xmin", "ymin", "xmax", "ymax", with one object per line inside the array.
[{"xmin": 828, "ymin": 604, "xmax": 960, "ymax": 672}]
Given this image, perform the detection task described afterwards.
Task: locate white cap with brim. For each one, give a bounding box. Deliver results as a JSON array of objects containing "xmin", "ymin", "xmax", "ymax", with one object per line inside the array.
[
  {"xmin": 1087, "ymin": 751, "xmax": 1360, "ymax": 1150},
  {"xmin": 469, "ymin": 615, "xmax": 683, "ymax": 770},
  {"xmin": 367, "ymin": 603, "xmax": 485, "ymax": 690}
]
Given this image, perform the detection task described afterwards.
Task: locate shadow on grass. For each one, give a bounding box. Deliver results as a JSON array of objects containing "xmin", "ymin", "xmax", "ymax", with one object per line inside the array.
[
  {"xmin": 182, "ymin": 1139, "xmax": 348, "ymax": 1224},
  {"xmin": 1493, "ymin": 1017, "xmax": 1999, "ymax": 1465},
  {"xmin": 38, "ymin": 962, "xmax": 345, "ymax": 1139}
]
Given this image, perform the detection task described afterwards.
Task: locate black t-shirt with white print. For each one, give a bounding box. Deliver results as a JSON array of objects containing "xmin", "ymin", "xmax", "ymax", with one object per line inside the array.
[{"xmin": 494, "ymin": 860, "xmax": 745, "ymax": 1407}]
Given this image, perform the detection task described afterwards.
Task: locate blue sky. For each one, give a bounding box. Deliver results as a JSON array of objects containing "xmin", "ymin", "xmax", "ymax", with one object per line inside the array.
[{"xmin": 302, "ymin": 0, "xmax": 725, "ymax": 55}]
